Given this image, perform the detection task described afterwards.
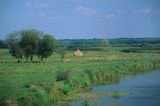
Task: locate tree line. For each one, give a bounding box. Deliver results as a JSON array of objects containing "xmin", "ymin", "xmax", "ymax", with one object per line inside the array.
[
  {"xmin": 59, "ymin": 38, "xmax": 160, "ymax": 49},
  {"xmin": 6, "ymin": 29, "xmax": 65, "ymax": 63},
  {"xmin": 1, "ymin": 29, "xmax": 159, "ymax": 62}
]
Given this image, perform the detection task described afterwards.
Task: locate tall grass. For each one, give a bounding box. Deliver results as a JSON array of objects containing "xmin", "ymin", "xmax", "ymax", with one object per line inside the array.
[
  {"xmin": 67, "ymin": 71, "xmax": 91, "ymax": 88},
  {"xmin": 0, "ymin": 49, "xmax": 160, "ymax": 105},
  {"xmin": 4, "ymin": 59, "xmax": 160, "ymax": 106},
  {"xmin": 19, "ymin": 85, "xmax": 50, "ymax": 106},
  {"xmin": 46, "ymin": 59, "xmax": 160, "ymax": 105}
]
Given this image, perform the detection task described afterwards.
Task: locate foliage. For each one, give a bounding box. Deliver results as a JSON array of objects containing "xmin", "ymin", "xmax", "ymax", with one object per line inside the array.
[
  {"xmin": 100, "ymin": 39, "xmax": 110, "ymax": 47},
  {"xmin": 6, "ymin": 31, "xmax": 21, "ymax": 46},
  {"xmin": 59, "ymin": 38, "xmax": 160, "ymax": 50},
  {"xmin": 6, "ymin": 31, "xmax": 23, "ymax": 62},
  {"xmin": 19, "ymin": 85, "xmax": 50, "ymax": 106},
  {"xmin": 62, "ymin": 84, "xmax": 73, "ymax": 95},
  {"xmin": 0, "ymin": 40, "xmax": 7, "ymax": 48},
  {"xmin": 55, "ymin": 69, "xmax": 68, "ymax": 81},
  {"xmin": 6, "ymin": 29, "xmax": 57, "ymax": 62},
  {"xmin": 48, "ymin": 81, "xmax": 64, "ymax": 104},
  {"xmin": 0, "ymin": 49, "xmax": 160, "ymax": 105},
  {"xmin": 20, "ymin": 29, "xmax": 41, "ymax": 61},
  {"xmin": 9, "ymin": 43, "xmax": 23, "ymax": 63},
  {"xmin": 67, "ymin": 71, "xmax": 91, "ymax": 88},
  {"xmin": 55, "ymin": 47, "xmax": 66, "ymax": 61},
  {"xmin": 121, "ymin": 47, "xmax": 160, "ymax": 53},
  {"xmin": 38, "ymin": 34, "xmax": 56, "ymax": 61},
  {"xmin": 111, "ymin": 91, "xmax": 122, "ymax": 99}
]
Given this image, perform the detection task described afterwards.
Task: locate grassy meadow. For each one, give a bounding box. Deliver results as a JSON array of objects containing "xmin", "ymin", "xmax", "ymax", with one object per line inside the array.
[{"xmin": 0, "ymin": 48, "xmax": 160, "ymax": 106}]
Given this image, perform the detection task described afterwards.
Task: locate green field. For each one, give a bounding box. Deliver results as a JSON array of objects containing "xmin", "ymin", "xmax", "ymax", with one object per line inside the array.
[{"xmin": 0, "ymin": 48, "xmax": 160, "ymax": 106}]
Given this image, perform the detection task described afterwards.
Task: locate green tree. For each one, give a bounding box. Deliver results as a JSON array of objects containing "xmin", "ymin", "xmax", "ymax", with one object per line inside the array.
[
  {"xmin": 38, "ymin": 34, "xmax": 56, "ymax": 61},
  {"xmin": 6, "ymin": 31, "xmax": 21, "ymax": 46},
  {"xmin": 20, "ymin": 29, "xmax": 41, "ymax": 62},
  {"xmin": 9, "ymin": 43, "xmax": 23, "ymax": 63},
  {"xmin": 0, "ymin": 40, "xmax": 7, "ymax": 48},
  {"xmin": 6, "ymin": 31, "xmax": 23, "ymax": 63},
  {"xmin": 100, "ymin": 39, "xmax": 110, "ymax": 47},
  {"xmin": 56, "ymin": 48, "xmax": 66, "ymax": 61},
  {"xmin": 6, "ymin": 29, "xmax": 58, "ymax": 63}
]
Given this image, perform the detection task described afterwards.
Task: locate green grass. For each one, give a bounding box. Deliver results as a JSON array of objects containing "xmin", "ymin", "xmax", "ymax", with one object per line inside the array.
[{"xmin": 0, "ymin": 48, "xmax": 160, "ymax": 105}]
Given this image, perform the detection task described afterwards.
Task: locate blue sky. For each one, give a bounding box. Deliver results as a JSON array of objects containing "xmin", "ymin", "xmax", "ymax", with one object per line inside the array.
[{"xmin": 0, "ymin": 0, "xmax": 160, "ymax": 39}]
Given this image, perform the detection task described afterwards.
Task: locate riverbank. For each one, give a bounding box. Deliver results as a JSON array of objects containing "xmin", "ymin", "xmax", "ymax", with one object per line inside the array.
[
  {"xmin": 0, "ymin": 49, "xmax": 160, "ymax": 106},
  {"xmin": 48, "ymin": 60, "xmax": 160, "ymax": 106},
  {"xmin": 71, "ymin": 70, "xmax": 160, "ymax": 106}
]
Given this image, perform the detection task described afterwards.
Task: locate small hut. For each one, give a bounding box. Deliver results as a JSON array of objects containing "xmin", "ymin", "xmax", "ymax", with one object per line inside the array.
[{"xmin": 74, "ymin": 49, "xmax": 83, "ymax": 56}]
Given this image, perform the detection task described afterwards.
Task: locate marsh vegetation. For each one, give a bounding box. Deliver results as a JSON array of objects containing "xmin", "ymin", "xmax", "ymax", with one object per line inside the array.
[
  {"xmin": 0, "ymin": 47, "xmax": 160, "ymax": 106},
  {"xmin": 0, "ymin": 34, "xmax": 160, "ymax": 106}
]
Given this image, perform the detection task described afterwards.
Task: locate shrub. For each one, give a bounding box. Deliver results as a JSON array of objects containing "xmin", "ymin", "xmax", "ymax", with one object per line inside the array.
[
  {"xmin": 112, "ymin": 91, "xmax": 121, "ymax": 99},
  {"xmin": 48, "ymin": 82, "xmax": 64, "ymax": 104},
  {"xmin": 62, "ymin": 84, "xmax": 74, "ymax": 95},
  {"xmin": 67, "ymin": 71, "xmax": 91, "ymax": 88},
  {"xmin": 55, "ymin": 70, "xmax": 69, "ymax": 81},
  {"xmin": 19, "ymin": 85, "xmax": 50, "ymax": 106}
]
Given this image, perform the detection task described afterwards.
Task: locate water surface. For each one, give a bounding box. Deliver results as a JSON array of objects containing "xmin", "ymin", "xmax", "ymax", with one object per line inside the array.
[{"xmin": 71, "ymin": 70, "xmax": 160, "ymax": 106}]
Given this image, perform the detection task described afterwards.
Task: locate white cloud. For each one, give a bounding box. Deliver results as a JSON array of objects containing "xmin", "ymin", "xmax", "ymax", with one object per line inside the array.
[
  {"xmin": 75, "ymin": 6, "xmax": 116, "ymax": 19},
  {"xmin": 75, "ymin": 6, "xmax": 115, "ymax": 19},
  {"xmin": 26, "ymin": 12, "xmax": 47, "ymax": 18},
  {"xmin": 37, "ymin": 12, "xmax": 46, "ymax": 17},
  {"xmin": 26, "ymin": 1, "xmax": 48, "ymax": 8},
  {"xmin": 26, "ymin": 12, "xmax": 67, "ymax": 23},
  {"xmin": 93, "ymin": 14, "xmax": 116, "ymax": 19},
  {"xmin": 133, "ymin": 7, "xmax": 152, "ymax": 14},
  {"xmin": 76, "ymin": 6, "xmax": 96, "ymax": 16}
]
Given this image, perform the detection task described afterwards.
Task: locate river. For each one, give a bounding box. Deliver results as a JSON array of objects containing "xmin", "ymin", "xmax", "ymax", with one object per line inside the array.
[{"xmin": 70, "ymin": 70, "xmax": 160, "ymax": 106}]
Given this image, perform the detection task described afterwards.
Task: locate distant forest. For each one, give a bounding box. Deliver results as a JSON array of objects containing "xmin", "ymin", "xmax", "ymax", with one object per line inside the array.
[
  {"xmin": 1, "ymin": 38, "xmax": 160, "ymax": 50},
  {"xmin": 58, "ymin": 38, "xmax": 160, "ymax": 50}
]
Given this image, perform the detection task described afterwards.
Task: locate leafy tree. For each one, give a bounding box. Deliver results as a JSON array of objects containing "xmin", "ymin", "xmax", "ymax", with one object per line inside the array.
[
  {"xmin": 38, "ymin": 34, "xmax": 56, "ymax": 61},
  {"xmin": 6, "ymin": 31, "xmax": 23, "ymax": 62},
  {"xmin": 6, "ymin": 29, "xmax": 58, "ymax": 63},
  {"xmin": 0, "ymin": 40, "xmax": 7, "ymax": 48},
  {"xmin": 6, "ymin": 31, "xmax": 21, "ymax": 46},
  {"xmin": 20, "ymin": 29, "xmax": 41, "ymax": 61},
  {"xmin": 100, "ymin": 39, "xmax": 110, "ymax": 47},
  {"xmin": 9, "ymin": 43, "xmax": 23, "ymax": 63},
  {"xmin": 56, "ymin": 48, "xmax": 66, "ymax": 61}
]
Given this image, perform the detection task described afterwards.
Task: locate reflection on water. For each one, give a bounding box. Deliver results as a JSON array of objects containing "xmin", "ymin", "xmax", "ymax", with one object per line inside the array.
[{"xmin": 71, "ymin": 70, "xmax": 160, "ymax": 106}]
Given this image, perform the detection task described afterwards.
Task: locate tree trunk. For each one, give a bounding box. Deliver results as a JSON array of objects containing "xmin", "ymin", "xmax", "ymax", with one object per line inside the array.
[
  {"xmin": 18, "ymin": 59, "xmax": 20, "ymax": 63},
  {"xmin": 61, "ymin": 56, "xmax": 64, "ymax": 61},
  {"xmin": 41, "ymin": 56, "xmax": 43, "ymax": 62},
  {"xmin": 30, "ymin": 56, "xmax": 33, "ymax": 62}
]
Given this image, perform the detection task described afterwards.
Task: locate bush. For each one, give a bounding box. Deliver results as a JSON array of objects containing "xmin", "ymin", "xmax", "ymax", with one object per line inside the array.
[
  {"xmin": 112, "ymin": 91, "xmax": 121, "ymax": 99},
  {"xmin": 55, "ymin": 70, "xmax": 69, "ymax": 81},
  {"xmin": 48, "ymin": 81, "xmax": 75, "ymax": 104},
  {"xmin": 67, "ymin": 71, "xmax": 91, "ymax": 88},
  {"xmin": 62, "ymin": 84, "xmax": 74, "ymax": 95},
  {"xmin": 48, "ymin": 82, "xmax": 64, "ymax": 104},
  {"xmin": 19, "ymin": 85, "xmax": 50, "ymax": 106}
]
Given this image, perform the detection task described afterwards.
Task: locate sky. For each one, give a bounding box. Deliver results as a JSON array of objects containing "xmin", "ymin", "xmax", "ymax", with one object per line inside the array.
[{"xmin": 0, "ymin": 0, "xmax": 160, "ymax": 39}]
